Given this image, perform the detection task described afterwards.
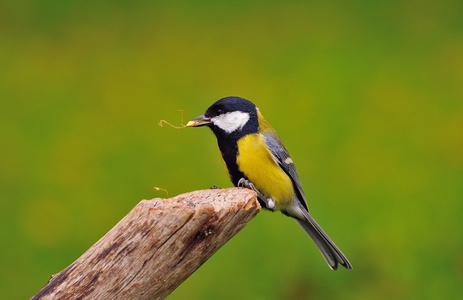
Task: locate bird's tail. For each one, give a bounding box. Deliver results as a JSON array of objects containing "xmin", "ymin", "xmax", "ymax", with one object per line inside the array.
[{"xmin": 295, "ymin": 209, "xmax": 352, "ymax": 270}]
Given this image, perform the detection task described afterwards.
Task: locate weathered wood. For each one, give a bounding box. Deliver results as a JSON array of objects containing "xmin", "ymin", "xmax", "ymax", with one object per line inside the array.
[{"xmin": 31, "ymin": 188, "xmax": 260, "ymax": 300}]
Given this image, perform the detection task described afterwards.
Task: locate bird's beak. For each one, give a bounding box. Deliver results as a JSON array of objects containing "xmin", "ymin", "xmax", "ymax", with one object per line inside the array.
[{"xmin": 185, "ymin": 114, "xmax": 212, "ymax": 127}]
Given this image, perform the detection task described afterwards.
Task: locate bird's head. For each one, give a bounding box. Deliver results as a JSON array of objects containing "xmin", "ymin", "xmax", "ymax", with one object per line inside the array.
[{"xmin": 190, "ymin": 96, "xmax": 259, "ymax": 138}]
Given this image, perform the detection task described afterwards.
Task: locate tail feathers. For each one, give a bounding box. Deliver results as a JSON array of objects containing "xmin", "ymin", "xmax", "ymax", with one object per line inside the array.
[{"xmin": 295, "ymin": 210, "xmax": 352, "ymax": 270}]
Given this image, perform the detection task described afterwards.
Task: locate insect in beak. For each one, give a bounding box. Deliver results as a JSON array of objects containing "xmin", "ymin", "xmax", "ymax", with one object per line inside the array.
[{"xmin": 186, "ymin": 115, "xmax": 212, "ymax": 127}]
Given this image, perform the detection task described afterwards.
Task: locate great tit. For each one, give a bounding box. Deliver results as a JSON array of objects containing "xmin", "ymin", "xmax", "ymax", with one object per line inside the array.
[{"xmin": 190, "ymin": 96, "xmax": 352, "ymax": 270}]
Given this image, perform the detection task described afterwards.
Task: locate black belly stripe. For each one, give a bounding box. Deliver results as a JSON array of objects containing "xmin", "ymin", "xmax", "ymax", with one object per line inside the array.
[{"xmin": 217, "ymin": 138, "xmax": 246, "ymax": 186}]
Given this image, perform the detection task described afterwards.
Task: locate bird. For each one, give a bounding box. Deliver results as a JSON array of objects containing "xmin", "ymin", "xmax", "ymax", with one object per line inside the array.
[{"xmin": 188, "ymin": 96, "xmax": 352, "ymax": 270}]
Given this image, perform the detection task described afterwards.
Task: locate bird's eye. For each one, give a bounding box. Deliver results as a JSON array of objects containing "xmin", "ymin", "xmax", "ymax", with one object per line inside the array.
[{"xmin": 216, "ymin": 108, "xmax": 224, "ymax": 115}]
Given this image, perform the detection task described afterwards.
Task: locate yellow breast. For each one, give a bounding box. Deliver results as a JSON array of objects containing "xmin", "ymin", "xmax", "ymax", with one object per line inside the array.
[{"xmin": 236, "ymin": 133, "xmax": 294, "ymax": 208}]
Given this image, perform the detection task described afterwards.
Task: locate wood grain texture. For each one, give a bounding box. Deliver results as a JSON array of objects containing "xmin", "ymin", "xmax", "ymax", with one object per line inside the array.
[{"xmin": 31, "ymin": 188, "xmax": 260, "ymax": 300}]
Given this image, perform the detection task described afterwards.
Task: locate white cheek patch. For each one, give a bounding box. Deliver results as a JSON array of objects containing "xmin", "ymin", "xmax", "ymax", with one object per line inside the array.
[{"xmin": 212, "ymin": 111, "xmax": 250, "ymax": 133}]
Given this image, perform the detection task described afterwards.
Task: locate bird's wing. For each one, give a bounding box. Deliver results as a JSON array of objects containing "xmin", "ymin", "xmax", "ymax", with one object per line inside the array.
[{"xmin": 263, "ymin": 131, "xmax": 309, "ymax": 211}]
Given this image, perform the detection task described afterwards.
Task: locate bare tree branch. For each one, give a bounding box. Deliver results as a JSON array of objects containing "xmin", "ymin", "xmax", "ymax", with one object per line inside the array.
[{"xmin": 31, "ymin": 188, "xmax": 260, "ymax": 300}]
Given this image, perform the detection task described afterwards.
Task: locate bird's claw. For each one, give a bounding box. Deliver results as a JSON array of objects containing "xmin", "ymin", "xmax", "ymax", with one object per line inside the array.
[
  {"xmin": 237, "ymin": 178, "xmax": 256, "ymax": 190},
  {"xmin": 237, "ymin": 178, "xmax": 276, "ymax": 211}
]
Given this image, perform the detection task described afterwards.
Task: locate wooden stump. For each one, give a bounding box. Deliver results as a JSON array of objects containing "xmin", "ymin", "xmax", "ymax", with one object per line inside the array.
[{"xmin": 31, "ymin": 188, "xmax": 260, "ymax": 300}]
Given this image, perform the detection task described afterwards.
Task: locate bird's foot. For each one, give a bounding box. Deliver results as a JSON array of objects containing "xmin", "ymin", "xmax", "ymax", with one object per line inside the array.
[
  {"xmin": 237, "ymin": 178, "xmax": 276, "ymax": 211},
  {"xmin": 209, "ymin": 184, "xmax": 220, "ymax": 189},
  {"xmin": 237, "ymin": 178, "xmax": 257, "ymax": 190}
]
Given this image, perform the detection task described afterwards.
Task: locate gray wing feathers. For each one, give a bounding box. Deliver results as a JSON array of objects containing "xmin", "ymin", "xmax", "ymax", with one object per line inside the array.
[
  {"xmin": 263, "ymin": 133, "xmax": 308, "ymax": 210},
  {"xmin": 264, "ymin": 132, "xmax": 352, "ymax": 270}
]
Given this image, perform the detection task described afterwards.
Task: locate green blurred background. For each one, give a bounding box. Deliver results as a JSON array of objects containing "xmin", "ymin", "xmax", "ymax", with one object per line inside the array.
[{"xmin": 1, "ymin": 1, "xmax": 462, "ymax": 299}]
